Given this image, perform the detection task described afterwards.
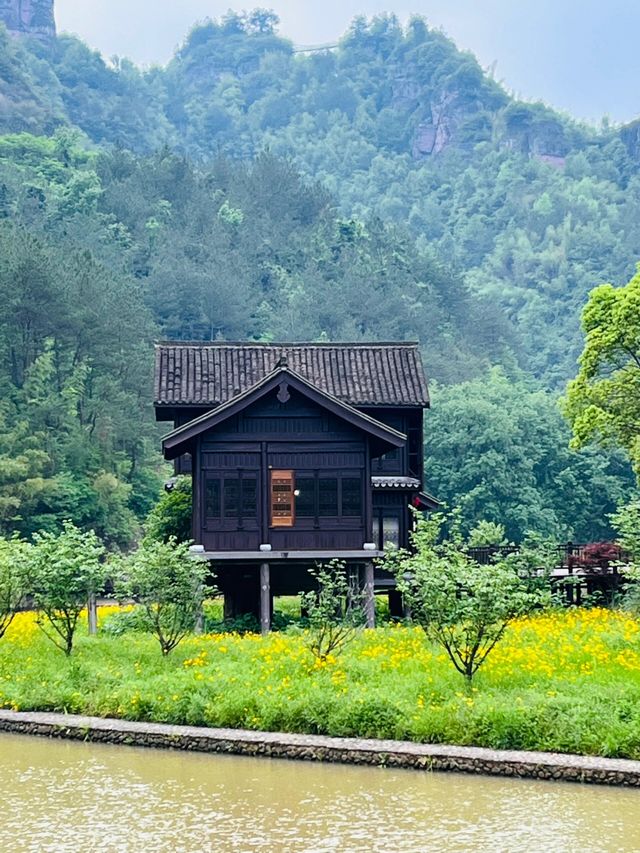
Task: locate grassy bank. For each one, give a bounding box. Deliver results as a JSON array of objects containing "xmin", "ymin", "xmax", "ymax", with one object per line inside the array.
[{"xmin": 1, "ymin": 608, "xmax": 640, "ymax": 758}]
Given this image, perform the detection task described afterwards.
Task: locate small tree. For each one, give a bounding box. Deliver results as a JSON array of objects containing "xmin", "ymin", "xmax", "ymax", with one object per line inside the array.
[
  {"xmin": 0, "ymin": 537, "xmax": 30, "ymax": 640},
  {"xmin": 114, "ymin": 538, "xmax": 209, "ymax": 656},
  {"xmin": 386, "ymin": 512, "xmax": 551, "ymax": 684},
  {"xmin": 30, "ymin": 521, "xmax": 106, "ymax": 655},
  {"xmin": 301, "ymin": 561, "xmax": 364, "ymax": 663}
]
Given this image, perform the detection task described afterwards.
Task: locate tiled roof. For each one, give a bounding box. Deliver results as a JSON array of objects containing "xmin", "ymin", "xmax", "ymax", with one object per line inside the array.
[{"xmin": 154, "ymin": 342, "xmax": 429, "ymax": 408}]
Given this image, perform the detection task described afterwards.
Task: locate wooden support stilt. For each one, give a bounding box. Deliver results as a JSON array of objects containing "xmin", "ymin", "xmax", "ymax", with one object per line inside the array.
[
  {"xmin": 260, "ymin": 562, "xmax": 271, "ymax": 636},
  {"xmin": 87, "ymin": 592, "xmax": 98, "ymax": 636},
  {"xmin": 388, "ymin": 589, "xmax": 404, "ymax": 619},
  {"xmin": 223, "ymin": 591, "xmax": 234, "ymax": 621},
  {"xmin": 364, "ymin": 561, "xmax": 375, "ymax": 629}
]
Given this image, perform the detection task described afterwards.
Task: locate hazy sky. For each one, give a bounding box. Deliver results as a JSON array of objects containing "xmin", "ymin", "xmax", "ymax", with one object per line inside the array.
[{"xmin": 55, "ymin": 0, "xmax": 640, "ymax": 124}]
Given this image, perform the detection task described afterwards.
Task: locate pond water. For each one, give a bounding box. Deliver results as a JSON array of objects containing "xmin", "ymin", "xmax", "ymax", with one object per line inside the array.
[{"xmin": 0, "ymin": 734, "xmax": 638, "ymax": 852}]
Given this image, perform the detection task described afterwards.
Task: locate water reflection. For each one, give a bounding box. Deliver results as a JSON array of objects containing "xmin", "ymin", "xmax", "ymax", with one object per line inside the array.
[{"xmin": 0, "ymin": 734, "xmax": 638, "ymax": 852}]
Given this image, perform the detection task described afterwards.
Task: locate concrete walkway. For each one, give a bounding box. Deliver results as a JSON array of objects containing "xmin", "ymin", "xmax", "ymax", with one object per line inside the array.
[{"xmin": 0, "ymin": 709, "xmax": 638, "ymax": 787}]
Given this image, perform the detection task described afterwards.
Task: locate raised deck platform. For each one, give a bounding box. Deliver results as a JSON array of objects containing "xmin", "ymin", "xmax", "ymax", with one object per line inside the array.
[{"xmin": 194, "ymin": 549, "xmax": 384, "ymax": 562}]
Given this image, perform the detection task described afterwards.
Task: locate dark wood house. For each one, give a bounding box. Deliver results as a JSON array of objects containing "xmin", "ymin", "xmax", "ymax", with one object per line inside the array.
[{"xmin": 154, "ymin": 342, "xmax": 434, "ymax": 631}]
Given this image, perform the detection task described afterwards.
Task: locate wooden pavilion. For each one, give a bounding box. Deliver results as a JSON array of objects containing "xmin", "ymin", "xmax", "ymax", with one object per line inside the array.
[{"xmin": 154, "ymin": 341, "xmax": 435, "ymax": 631}]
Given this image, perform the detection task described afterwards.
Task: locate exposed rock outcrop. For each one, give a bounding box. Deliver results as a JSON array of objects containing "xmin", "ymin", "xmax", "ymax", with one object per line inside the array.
[
  {"xmin": 391, "ymin": 76, "xmax": 421, "ymax": 110},
  {"xmin": 0, "ymin": 0, "xmax": 55, "ymax": 40},
  {"xmin": 500, "ymin": 104, "xmax": 570, "ymax": 161},
  {"xmin": 620, "ymin": 119, "xmax": 640, "ymax": 162},
  {"xmin": 411, "ymin": 91, "xmax": 462, "ymax": 159}
]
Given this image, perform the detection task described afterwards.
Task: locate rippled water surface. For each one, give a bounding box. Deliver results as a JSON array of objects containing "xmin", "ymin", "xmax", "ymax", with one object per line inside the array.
[{"xmin": 0, "ymin": 734, "xmax": 639, "ymax": 852}]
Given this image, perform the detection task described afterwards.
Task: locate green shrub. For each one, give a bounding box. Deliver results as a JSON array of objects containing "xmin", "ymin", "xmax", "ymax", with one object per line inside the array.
[
  {"xmin": 144, "ymin": 477, "xmax": 192, "ymax": 544},
  {"xmin": 100, "ymin": 606, "xmax": 151, "ymax": 636}
]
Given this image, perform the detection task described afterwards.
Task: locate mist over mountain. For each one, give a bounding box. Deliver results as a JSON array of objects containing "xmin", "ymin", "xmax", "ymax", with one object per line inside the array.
[{"xmin": 54, "ymin": 0, "xmax": 640, "ymax": 124}]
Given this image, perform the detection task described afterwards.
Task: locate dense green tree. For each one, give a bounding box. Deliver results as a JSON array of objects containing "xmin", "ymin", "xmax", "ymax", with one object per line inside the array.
[
  {"xmin": 145, "ymin": 477, "xmax": 192, "ymax": 544},
  {"xmin": 0, "ymin": 121, "xmax": 631, "ymax": 547},
  {"xmin": 425, "ymin": 369, "xmax": 634, "ymax": 542},
  {"xmin": 0, "ymin": 405, "xmax": 57, "ymax": 534},
  {"xmin": 0, "ymin": 4, "xmax": 637, "ymax": 548},
  {"xmin": 564, "ymin": 266, "xmax": 640, "ymax": 477},
  {"xmin": 1, "ymin": 13, "xmax": 639, "ymax": 384},
  {"xmin": 0, "ymin": 184, "xmax": 161, "ymax": 544}
]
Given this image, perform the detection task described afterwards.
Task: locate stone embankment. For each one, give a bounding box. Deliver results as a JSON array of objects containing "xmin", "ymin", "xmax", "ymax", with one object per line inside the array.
[{"xmin": 1, "ymin": 709, "xmax": 639, "ymax": 787}]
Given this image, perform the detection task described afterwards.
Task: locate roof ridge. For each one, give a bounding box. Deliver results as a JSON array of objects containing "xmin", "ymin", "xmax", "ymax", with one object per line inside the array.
[{"xmin": 155, "ymin": 340, "xmax": 421, "ymax": 348}]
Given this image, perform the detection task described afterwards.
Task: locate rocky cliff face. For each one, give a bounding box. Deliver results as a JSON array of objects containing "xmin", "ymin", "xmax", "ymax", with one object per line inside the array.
[
  {"xmin": 0, "ymin": 0, "xmax": 55, "ymax": 39},
  {"xmin": 620, "ymin": 119, "xmax": 640, "ymax": 162}
]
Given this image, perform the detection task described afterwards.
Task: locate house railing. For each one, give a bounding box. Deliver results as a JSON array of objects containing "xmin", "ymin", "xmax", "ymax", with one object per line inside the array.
[
  {"xmin": 465, "ymin": 542, "xmax": 632, "ymax": 606},
  {"xmin": 467, "ymin": 543, "xmax": 628, "ymax": 571}
]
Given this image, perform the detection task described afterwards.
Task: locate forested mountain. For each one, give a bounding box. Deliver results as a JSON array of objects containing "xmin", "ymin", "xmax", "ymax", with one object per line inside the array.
[
  {"xmin": 3, "ymin": 13, "xmax": 640, "ymax": 382},
  {"xmin": 0, "ymin": 10, "xmax": 636, "ymax": 543}
]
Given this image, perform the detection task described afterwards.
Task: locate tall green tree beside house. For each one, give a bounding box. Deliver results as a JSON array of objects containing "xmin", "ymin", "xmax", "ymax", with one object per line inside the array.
[{"xmin": 564, "ymin": 266, "xmax": 640, "ymax": 478}]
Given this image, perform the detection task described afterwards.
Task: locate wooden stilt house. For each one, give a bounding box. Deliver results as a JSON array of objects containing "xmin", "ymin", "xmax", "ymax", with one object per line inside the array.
[{"xmin": 154, "ymin": 342, "xmax": 435, "ymax": 630}]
